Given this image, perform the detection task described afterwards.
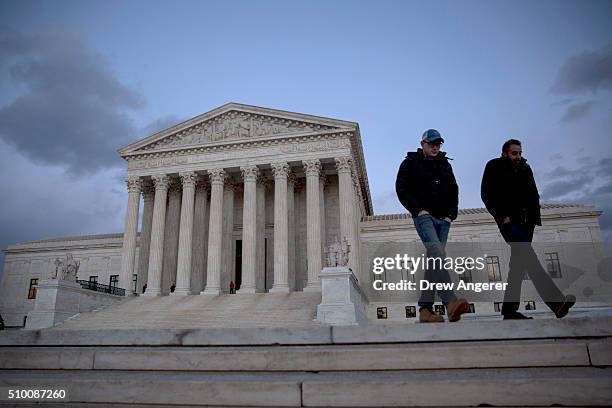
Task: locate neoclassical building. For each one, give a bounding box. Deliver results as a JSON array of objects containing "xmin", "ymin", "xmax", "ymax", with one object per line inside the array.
[{"xmin": 0, "ymin": 103, "xmax": 608, "ymax": 327}]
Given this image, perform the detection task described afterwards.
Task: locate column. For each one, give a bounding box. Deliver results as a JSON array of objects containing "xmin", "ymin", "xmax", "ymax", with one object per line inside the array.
[
  {"xmin": 239, "ymin": 165, "xmax": 259, "ymax": 293},
  {"xmin": 191, "ymin": 177, "xmax": 208, "ymax": 293},
  {"xmin": 336, "ymin": 157, "xmax": 357, "ymax": 272},
  {"xmin": 287, "ymin": 174, "xmax": 296, "ymax": 290},
  {"xmin": 222, "ymin": 179, "xmax": 236, "ymax": 292},
  {"xmin": 319, "ymin": 173, "xmax": 327, "ymax": 253},
  {"xmin": 202, "ymin": 169, "xmax": 225, "ymax": 295},
  {"xmin": 352, "ymin": 177, "xmax": 363, "ymax": 278},
  {"xmin": 270, "ymin": 162, "xmax": 290, "ymax": 293},
  {"xmin": 144, "ymin": 174, "xmax": 170, "ymax": 296},
  {"xmin": 136, "ymin": 180, "xmax": 155, "ymax": 294},
  {"xmin": 304, "ymin": 159, "xmax": 322, "ymax": 291},
  {"xmin": 119, "ymin": 176, "xmax": 142, "ymax": 295},
  {"xmin": 173, "ymin": 171, "xmax": 197, "ymax": 295},
  {"xmin": 162, "ymin": 179, "xmax": 181, "ymax": 293},
  {"xmin": 256, "ymin": 175, "xmax": 267, "ymax": 291}
]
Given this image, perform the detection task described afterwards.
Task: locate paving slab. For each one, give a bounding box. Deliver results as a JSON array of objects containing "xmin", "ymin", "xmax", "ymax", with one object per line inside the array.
[
  {"xmin": 332, "ymin": 314, "xmax": 612, "ymax": 344},
  {"xmin": 0, "ymin": 370, "xmax": 304, "ymax": 407},
  {"xmin": 589, "ymin": 338, "xmax": 612, "ymax": 366},
  {"xmin": 302, "ymin": 367, "xmax": 612, "ymax": 406},
  {"xmin": 90, "ymin": 339, "xmax": 589, "ymax": 371}
]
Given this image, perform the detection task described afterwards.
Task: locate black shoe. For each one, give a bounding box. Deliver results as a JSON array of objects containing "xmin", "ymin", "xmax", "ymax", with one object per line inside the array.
[
  {"xmin": 503, "ymin": 311, "xmax": 533, "ymax": 320},
  {"xmin": 554, "ymin": 294, "xmax": 576, "ymax": 318}
]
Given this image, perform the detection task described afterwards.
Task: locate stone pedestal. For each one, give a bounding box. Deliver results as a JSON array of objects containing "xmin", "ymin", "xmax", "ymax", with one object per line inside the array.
[
  {"xmin": 316, "ymin": 267, "xmax": 368, "ymax": 326},
  {"xmin": 25, "ymin": 279, "xmax": 84, "ymax": 330}
]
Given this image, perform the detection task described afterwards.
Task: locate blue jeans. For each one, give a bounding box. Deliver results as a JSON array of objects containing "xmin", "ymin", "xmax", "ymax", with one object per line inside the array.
[{"xmin": 413, "ymin": 214, "xmax": 457, "ymax": 309}]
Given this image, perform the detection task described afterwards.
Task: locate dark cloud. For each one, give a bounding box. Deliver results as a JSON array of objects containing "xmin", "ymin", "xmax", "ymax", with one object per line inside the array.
[
  {"xmin": 541, "ymin": 176, "xmax": 593, "ymax": 199},
  {"xmin": 540, "ymin": 158, "xmax": 612, "ymax": 241},
  {"xmin": 560, "ymin": 100, "xmax": 595, "ymax": 122},
  {"xmin": 551, "ymin": 45, "xmax": 612, "ymax": 94},
  {"xmin": 543, "ymin": 165, "xmax": 574, "ymax": 180},
  {"xmin": 0, "ymin": 28, "xmax": 145, "ymax": 174}
]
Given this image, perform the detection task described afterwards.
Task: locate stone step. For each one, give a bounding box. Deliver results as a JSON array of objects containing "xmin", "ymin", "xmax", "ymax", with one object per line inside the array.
[
  {"xmin": 1, "ymin": 367, "xmax": 610, "ymax": 406},
  {"xmin": 1, "ymin": 338, "xmax": 608, "ymax": 371},
  {"xmin": 54, "ymin": 292, "xmax": 322, "ymax": 330}
]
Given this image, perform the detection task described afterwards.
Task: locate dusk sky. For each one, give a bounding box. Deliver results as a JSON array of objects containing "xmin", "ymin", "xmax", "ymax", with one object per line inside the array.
[{"xmin": 1, "ymin": 0, "xmax": 611, "ymax": 280}]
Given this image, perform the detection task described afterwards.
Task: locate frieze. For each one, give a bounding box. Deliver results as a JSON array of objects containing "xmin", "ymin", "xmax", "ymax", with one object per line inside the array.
[
  {"xmin": 137, "ymin": 111, "xmax": 337, "ymax": 152},
  {"xmin": 280, "ymin": 139, "xmax": 351, "ymax": 154},
  {"xmin": 130, "ymin": 156, "xmax": 189, "ymax": 170}
]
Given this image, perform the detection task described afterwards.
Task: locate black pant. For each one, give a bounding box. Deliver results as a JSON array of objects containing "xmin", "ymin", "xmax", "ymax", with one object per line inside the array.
[{"xmin": 499, "ymin": 223, "xmax": 564, "ymax": 315}]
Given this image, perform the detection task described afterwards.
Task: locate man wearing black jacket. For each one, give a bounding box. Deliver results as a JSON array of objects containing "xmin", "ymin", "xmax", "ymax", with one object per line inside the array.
[
  {"xmin": 481, "ymin": 139, "xmax": 575, "ymax": 319},
  {"xmin": 396, "ymin": 129, "xmax": 469, "ymax": 323}
]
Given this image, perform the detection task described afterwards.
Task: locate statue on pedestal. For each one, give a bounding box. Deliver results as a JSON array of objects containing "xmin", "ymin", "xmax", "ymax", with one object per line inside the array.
[
  {"xmin": 324, "ymin": 236, "xmax": 351, "ymax": 267},
  {"xmin": 51, "ymin": 253, "xmax": 80, "ymax": 282}
]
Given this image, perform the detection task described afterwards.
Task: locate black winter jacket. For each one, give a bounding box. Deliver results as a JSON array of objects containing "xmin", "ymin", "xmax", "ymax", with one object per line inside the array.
[
  {"xmin": 481, "ymin": 156, "xmax": 542, "ymax": 226},
  {"xmin": 395, "ymin": 149, "xmax": 459, "ymax": 220}
]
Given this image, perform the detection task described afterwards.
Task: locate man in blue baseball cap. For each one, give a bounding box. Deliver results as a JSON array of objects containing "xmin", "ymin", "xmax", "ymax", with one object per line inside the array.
[{"xmin": 395, "ymin": 129, "xmax": 470, "ymax": 323}]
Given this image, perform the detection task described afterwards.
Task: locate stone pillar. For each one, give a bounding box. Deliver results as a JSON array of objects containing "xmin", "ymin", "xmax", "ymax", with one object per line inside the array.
[
  {"xmin": 319, "ymin": 173, "xmax": 327, "ymax": 256},
  {"xmin": 256, "ymin": 175, "xmax": 268, "ymax": 291},
  {"xmin": 336, "ymin": 157, "xmax": 357, "ymax": 272},
  {"xmin": 352, "ymin": 176, "xmax": 363, "ymax": 278},
  {"xmin": 270, "ymin": 162, "xmax": 290, "ymax": 293},
  {"xmin": 304, "ymin": 159, "xmax": 322, "ymax": 291},
  {"xmin": 173, "ymin": 172, "xmax": 197, "ymax": 295},
  {"xmin": 137, "ymin": 180, "xmax": 155, "ymax": 294},
  {"xmin": 287, "ymin": 174, "xmax": 296, "ymax": 291},
  {"xmin": 222, "ymin": 179, "xmax": 236, "ymax": 292},
  {"xmin": 119, "ymin": 176, "xmax": 141, "ymax": 295},
  {"xmin": 191, "ymin": 177, "xmax": 208, "ymax": 293},
  {"xmin": 163, "ymin": 179, "xmax": 181, "ymax": 293},
  {"xmin": 239, "ymin": 165, "xmax": 259, "ymax": 293},
  {"xmin": 202, "ymin": 169, "xmax": 225, "ymax": 295},
  {"xmin": 144, "ymin": 175, "xmax": 170, "ymax": 296}
]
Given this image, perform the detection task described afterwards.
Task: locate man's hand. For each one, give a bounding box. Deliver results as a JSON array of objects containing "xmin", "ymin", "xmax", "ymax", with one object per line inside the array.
[
  {"xmin": 502, "ymin": 217, "xmax": 511, "ymax": 225},
  {"xmin": 418, "ymin": 210, "xmax": 429, "ymax": 216},
  {"xmin": 444, "ymin": 217, "xmax": 452, "ymax": 223}
]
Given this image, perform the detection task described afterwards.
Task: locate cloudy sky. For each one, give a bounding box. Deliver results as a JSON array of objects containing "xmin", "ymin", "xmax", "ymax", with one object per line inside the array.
[{"xmin": 0, "ymin": 0, "xmax": 611, "ymax": 280}]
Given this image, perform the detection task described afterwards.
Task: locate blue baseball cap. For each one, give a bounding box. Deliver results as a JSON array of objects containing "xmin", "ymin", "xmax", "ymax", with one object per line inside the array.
[{"xmin": 422, "ymin": 129, "xmax": 444, "ymax": 143}]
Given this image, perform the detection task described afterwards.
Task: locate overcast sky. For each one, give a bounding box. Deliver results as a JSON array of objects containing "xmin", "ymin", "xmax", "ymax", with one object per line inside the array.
[{"xmin": 1, "ymin": 0, "xmax": 611, "ymax": 280}]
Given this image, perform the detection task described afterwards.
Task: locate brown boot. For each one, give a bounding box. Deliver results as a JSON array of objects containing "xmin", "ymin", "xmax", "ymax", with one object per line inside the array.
[
  {"xmin": 447, "ymin": 298, "xmax": 470, "ymax": 322},
  {"xmin": 419, "ymin": 308, "xmax": 444, "ymax": 323}
]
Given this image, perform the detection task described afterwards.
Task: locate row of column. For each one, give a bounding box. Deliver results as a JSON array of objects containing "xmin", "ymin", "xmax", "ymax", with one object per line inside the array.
[{"xmin": 119, "ymin": 157, "xmax": 360, "ymax": 296}]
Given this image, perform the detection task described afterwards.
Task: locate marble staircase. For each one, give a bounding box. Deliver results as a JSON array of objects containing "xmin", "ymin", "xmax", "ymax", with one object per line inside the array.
[
  {"xmin": 53, "ymin": 292, "xmax": 323, "ymax": 330},
  {"xmin": 1, "ymin": 303, "xmax": 612, "ymax": 406}
]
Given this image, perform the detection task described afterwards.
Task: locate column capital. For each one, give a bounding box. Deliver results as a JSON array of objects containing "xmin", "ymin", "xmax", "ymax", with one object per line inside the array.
[
  {"xmin": 151, "ymin": 174, "xmax": 170, "ymax": 191},
  {"xmin": 125, "ymin": 176, "xmax": 142, "ymax": 193},
  {"xmin": 207, "ymin": 168, "xmax": 226, "ymax": 185},
  {"xmin": 335, "ymin": 156, "xmax": 353, "ymax": 173},
  {"xmin": 179, "ymin": 172, "xmax": 197, "ymax": 189},
  {"xmin": 271, "ymin": 162, "xmax": 291, "ymax": 179},
  {"xmin": 303, "ymin": 159, "xmax": 322, "ymax": 177},
  {"xmin": 241, "ymin": 165, "xmax": 260, "ymax": 182}
]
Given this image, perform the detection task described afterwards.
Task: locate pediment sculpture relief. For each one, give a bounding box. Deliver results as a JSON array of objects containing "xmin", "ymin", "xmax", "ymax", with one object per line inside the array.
[{"xmin": 138, "ymin": 111, "xmax": 337, "ymax": 152}]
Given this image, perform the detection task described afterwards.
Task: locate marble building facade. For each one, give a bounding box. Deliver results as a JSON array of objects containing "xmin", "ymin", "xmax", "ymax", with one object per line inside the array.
[{"xmin": 0, "ymin": 103, "xmax": 607, "ymax": 327}]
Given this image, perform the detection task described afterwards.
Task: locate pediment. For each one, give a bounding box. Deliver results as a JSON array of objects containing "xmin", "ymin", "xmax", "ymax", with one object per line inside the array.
[{"xmin": 119, "ymin": 103, "xmax": 356, "ymax": 156}]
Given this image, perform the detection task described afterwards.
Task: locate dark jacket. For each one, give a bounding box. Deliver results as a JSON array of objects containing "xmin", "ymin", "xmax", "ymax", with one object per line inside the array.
[
  {"xmin": 395, "ymin": 149, "xmax": 459, "ymax": 220},
  {"xmin": 481, "ymin": 156, "xmax": 541, "ymax": 226}
]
